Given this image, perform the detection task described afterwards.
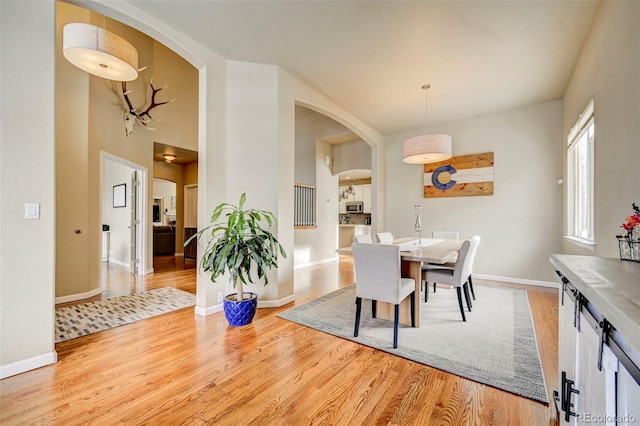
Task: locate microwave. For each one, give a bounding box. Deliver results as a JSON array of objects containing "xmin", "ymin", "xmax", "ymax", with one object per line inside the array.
[{"xmin": 345, "ymin": 201, "xmax": 363, "ymax": 213}]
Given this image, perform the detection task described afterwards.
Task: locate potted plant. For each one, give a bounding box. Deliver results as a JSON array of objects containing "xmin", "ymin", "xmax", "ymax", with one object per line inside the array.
[
  {"xmin": 617, "ymin": 202, "xmax": 640, "ymax": 262},
  {"xmin": 185, "ymin": 193, "xmax": 286, "ymax": 326}
]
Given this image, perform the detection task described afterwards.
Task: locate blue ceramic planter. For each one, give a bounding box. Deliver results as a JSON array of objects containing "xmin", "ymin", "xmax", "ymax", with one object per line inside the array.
[{"xmin": 223, "ymin": 292, "xmax": 258, "ymax": 326}]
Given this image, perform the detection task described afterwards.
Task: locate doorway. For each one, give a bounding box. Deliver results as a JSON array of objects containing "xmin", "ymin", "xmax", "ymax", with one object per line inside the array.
[
  {"xmin": 101, "ymin": 152, "xmax": 148, "ymax": 276},
  {"xmin": 152, "ymin": 178, "xmax": 177, "ymax": 263}
]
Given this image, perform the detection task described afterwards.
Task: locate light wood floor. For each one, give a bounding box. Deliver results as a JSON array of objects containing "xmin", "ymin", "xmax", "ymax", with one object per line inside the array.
[{"xmin": 1, "ymin": 255, "xmax": 559, "ymax": 425}]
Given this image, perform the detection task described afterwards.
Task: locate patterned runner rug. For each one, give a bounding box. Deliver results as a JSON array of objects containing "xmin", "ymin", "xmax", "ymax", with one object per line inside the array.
[
  {"xmin": 278, "ymin": 284, "xmax": 549, "ymax": 404},
  {"xmin": 55, "ymin": 287, "xmax": 195, "ymax": 343}
]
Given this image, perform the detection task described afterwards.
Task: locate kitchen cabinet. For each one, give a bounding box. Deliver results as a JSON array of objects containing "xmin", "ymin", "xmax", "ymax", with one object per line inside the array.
[
  {"xmin": 338, "ymin": 225, "xmax": 371, "ymax": 248},
  {"xmin": 551, "ymin": 255, "xmax": 640, "ymax": 425},
  {"xmin": 338, "ymin": 225, "xmax": 355, "ymax": 248},
  {"xmin": 338, "ymin": 186, "xmax": 347, "ymax": 213},
  {"xmin": 338, "ymin": 184, "xmax": 371, "ymax": 213},
  {"xmin": 557, "ymin": 284, "xmax": 610, "ymax": 425},
  {"xmin": 618, "ymin": 362, "xmax": 640, "ymax": 423},
  {"xmin": 362, "ymin": 184, "xmax": 371, "ymax": 213}
]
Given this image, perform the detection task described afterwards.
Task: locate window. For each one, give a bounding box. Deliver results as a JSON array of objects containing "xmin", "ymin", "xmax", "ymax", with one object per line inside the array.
[
  {"xmin": 567, "ymin": 100, "xmax": 595, "ymax": 244},
  {"xmin": 294, "ymin": 183, "xmax": 317, "ymax": 228}
]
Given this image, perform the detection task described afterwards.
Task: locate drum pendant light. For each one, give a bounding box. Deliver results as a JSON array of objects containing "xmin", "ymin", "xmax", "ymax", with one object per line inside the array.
[
  {"xmin": 402, "ymin": 84, "xmax": 452, "ymax": 164},
  {"xmin": 63, "ymin": 22, "xmax": 139, "ymax": 82}
]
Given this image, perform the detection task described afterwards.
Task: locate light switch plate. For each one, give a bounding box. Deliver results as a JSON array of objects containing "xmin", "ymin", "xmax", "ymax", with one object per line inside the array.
[{"xmin": 25, "ymin": 203, "xmax": 40, "ymax": 219}]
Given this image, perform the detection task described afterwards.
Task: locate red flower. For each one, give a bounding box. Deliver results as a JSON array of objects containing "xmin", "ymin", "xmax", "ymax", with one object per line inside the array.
[{"xmin": 620, "ymin": 213, "xmax": 640, "ymax": 231}]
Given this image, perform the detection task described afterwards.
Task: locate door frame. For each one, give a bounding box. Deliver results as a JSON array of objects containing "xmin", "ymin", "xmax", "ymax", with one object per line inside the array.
[{"xmin": 101, "ymin": 151, "xmax": 149, "ymax": 276}]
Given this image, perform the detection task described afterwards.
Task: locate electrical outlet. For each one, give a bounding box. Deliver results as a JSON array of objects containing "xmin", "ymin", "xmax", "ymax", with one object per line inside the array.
[{"xmin": 217, "ymin": 292, "xmax": 223, "ymax": 302}]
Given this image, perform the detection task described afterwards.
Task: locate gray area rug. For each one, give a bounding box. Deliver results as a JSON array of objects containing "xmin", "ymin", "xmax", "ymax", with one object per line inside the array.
[
  {"xmin": 55, "ymin": 287, "xmax": 195, "ymax": 343},
  {"xmin": 278, "ymin": 284, "xmax": 548, "ymax": 403}
]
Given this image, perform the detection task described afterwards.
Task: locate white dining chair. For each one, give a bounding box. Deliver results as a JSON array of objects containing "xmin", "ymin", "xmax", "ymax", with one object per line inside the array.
[
  {"xmin": 422, "ymin": 235, "xmax": 480, "ymax": 302},
  {"xmin": 421, "ymin": 232, "xmax": 459, "ymax": 302},
  {"xmin": 352, "ymin": 243, "xmax": 415, "ymax": 348},
  {"xmin": 353, "ymin": 234, "xmax": 373, "ymax": 244},
  {"xmin": 423, "ymin": 238, "xmax": 476, "ymax": 321},
  {"xmin": 432, "ymin": 231, "xmax": 459, "ymax": 240},
  {"xmin": 374, "ymin": 232, "xmax": 394, "ymax": 244}
]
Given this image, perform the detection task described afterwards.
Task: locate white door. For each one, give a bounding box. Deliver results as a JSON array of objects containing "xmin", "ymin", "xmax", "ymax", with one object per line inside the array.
[
  {"xmin": 184, "ymin": 185, "xmax": 198, "ymax": 228},
  {"xmin": 130, "ymin": 171, "xmax": 139, "ymax": 275}
]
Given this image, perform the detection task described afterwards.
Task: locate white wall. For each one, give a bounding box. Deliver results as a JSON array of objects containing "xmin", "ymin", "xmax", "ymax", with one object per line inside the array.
[
  {"xmin": 562, "ymin": 1, "xmax": 640, "ymax": 258},
  {"xmin": 294, "ymin": 105, "xmax": 351, "ymax": 184},
  {"xmin": 385, "ymin": 101, "xmax": 563, "ymax": 284},
  {"xmin": 279, "ymin": 69, "xmax": 386, "ymax": 297},
  {"xmin": 225, "ymin": 61, "xmax": 282, "ymax": 301},
  {"xmin": 332, "ymin": 140, "xmax": 372, "ymax": 175},
  {"xmin": 293, "ymin": 140, "xmax": 339, "ymax": 267},
  {"xmin": 293, "ymin": 106, "xmax": 352, "ymax": 267},
  {"xmin": 0, "ymin": 0, "xmax": 57, "ymax": 378}
]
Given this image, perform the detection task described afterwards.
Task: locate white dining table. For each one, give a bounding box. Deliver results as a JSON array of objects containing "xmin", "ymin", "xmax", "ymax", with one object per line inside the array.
[{"xmin": 338, "ymin": 238, "xmax": 463, "ymax": 327}]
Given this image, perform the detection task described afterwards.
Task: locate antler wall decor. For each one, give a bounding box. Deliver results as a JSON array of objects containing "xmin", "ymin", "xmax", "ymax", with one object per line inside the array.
[{"xmin": 116, "ymin": 78, "xmax": 175, "ymax": 137}]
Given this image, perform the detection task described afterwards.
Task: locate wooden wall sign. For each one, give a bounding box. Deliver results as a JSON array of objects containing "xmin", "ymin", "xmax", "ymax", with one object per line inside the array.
[{"xmin": 423, "ymin": 152, "xmax": 494, "ymax": 198}]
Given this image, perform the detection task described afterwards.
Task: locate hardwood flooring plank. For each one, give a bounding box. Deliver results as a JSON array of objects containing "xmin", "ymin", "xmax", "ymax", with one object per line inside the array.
[{"xmin": 0, "ymin": 257, "xmax": 558, "ymax": 425}]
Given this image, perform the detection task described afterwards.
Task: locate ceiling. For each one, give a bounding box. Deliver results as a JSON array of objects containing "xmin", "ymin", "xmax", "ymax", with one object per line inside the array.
[
  {"xmin": 153, "ymin": 142, "xmax": 198, "ymax": 165},
  {"xmin": 128, "ymin": 1, "xmax": 601, "ymax": 136},
  {"xmin": 338, "ymin": 169, "xmax": 371, "ymax": 181}
]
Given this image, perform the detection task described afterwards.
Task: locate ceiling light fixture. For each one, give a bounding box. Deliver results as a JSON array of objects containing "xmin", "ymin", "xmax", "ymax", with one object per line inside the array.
[
  {"xmin": 402, "ymin": 84, "xmax": 452, "ymax": 164},
  {"xmin": 163, "ymin": 154, "xmax": 176, "ymax": 163},
  {"xmin": 63, "ymin": 22, "xmax": 139, "ymax": 81}
]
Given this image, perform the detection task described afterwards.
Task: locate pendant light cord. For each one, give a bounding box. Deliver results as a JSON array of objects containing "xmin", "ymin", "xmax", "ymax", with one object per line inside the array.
[{"xmin": 422, "ymin": 83, "xmax": 430, "ymax": 134}]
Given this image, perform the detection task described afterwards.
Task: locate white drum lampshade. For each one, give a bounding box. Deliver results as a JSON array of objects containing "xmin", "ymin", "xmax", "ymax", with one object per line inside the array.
[
  {"xmin": 63, "ymin": 23, "xmax": 139, "ymax": 81},
  {"xmin": 402, "ymin": 134, "xmax": 452, "ymax": 164}
]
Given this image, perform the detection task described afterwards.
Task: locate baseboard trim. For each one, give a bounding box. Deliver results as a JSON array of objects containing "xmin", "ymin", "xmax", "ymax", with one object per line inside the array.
[
  {"xmin": 258, "ymin": 294, "xmax": 296, "ymax": 308},
  {"xmin": 194, "ymin": 293, "xmax": 296, "ymax": 316},
  {"xmin": 474, "ymin": 274, "xmax": 559, "ymax": 288},
  {"xmin": 194, "ymin": 304, "xmax": 223, "ymax": 317},
  {"xmin": 55, "ymin": 287, "xmax": 103, "ymax": 304},
  {"xmin": 294, "ymin": 256, "xmax": 338, "ymax": 270},
  {"xmin": 0, "ymin": 351, "xmax": 57, "ymax": 379},
  {"xmin": 108, "ymin": 258, "xmax": 128, "ymax": 268}
]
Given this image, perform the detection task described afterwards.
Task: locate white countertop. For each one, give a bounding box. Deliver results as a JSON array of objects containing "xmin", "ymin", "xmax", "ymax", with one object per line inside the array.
[{"xmin": 550, "ymin": 254, "xmax": 640, "ymax": 352}]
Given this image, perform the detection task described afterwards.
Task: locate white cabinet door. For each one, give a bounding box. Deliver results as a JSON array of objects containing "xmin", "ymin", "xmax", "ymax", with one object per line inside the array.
[
  {"xmin": 558, "ymin": 290, "xmax": 578, "ymax": 425},
  {"xmin": 362, "ymin": 184, "xmax": 372, "ymax": 213},
  {"xmin": 573, "ymin": 312, "xmax": 609, "ymax": 424},
  {"xmin": 353, "ymin": 185, "xmax": 363, "ymax": 201},
  {"xmin": 617, "ymin": 361, "xmax": 640, "ymax": 424}
]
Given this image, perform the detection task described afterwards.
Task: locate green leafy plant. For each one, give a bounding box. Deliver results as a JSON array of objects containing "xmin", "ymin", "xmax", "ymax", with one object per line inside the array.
[{"xmin": 185, "ymin": 193, "xmax": 286, "ymax": 301}]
